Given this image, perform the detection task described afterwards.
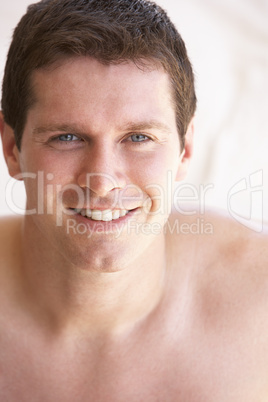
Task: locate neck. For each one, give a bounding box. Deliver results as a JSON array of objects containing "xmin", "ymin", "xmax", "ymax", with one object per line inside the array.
[{"xmin": 19, "ymin": 216, "xmax": 167, "ymax": 338}]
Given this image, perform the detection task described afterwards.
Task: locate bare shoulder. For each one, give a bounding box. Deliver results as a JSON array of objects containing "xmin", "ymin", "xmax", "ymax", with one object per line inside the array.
[
  {"xmin": 166, "ymin": 207, "xmax": 268, "ymax": 319},
  {"xmin": 201, "ymin": 208, "xmax": 268, "ymax": 268},
  {"xmin": 197, "ymin": 208, "xmax": 268, "ymax": 296},
  {"xmin": 167, "ymin": 207, "xmax": 268, "ymax": 268},
  {"xmin": 164, "ymin": 211, "xmax": 268, "ymax": 397}
]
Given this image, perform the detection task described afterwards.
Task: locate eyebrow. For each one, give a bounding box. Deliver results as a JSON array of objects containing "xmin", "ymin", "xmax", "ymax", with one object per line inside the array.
[
  {"xmin": 32, "ymin": 124, "xmax": 79, "ymax": 136},
  {"xmin": 32, "ymin": 120, "xmax": 173, "ymax": 136},
  {"xmin": 119, "ymin": 120, "xmax": 172, "ymax": 135}
]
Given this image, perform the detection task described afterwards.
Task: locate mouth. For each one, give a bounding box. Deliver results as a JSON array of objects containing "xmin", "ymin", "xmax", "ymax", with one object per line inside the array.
[{"xmin": 70, "ymin": 208, "xmax": 131, "ymax": 222}]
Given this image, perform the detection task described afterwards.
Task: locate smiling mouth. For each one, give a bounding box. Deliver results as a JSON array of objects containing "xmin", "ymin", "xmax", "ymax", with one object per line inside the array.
[{"xmin": 71, "ymin": 208, "xmax": 130, "ymax": 222}]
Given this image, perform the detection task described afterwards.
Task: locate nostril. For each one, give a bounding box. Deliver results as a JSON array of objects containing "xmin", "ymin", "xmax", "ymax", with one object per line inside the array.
[{"xmin": 77, "ymin": 171, "xmax": 125, "ymax": 197}]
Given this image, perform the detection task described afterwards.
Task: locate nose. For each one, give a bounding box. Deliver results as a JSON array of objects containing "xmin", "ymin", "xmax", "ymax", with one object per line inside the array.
[{"xmin": 77, "ymin": 143, "xmax": 126, "ymax": 197}]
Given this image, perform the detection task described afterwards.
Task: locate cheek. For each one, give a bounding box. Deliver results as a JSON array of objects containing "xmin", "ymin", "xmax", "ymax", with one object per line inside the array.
[
  {"xmin": 20, "ymin": 151, "xmax": 77, "ymax": 213},
  {"xmin": 23, "ymin": 149, "xmax": 79, "ymax": 183},
  {"xmin": 131, "ymin": 147, "xmax": 180, "ymax": 187},
  {"xmin": 132, "ymin": 149, "xmax": 179, "ymax": 216}
]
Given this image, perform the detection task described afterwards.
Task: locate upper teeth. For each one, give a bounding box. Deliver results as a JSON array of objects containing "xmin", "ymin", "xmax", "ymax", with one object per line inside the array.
[{"xmin": 74, "ymin": 209, "xmax": 129, "ymax": 221}]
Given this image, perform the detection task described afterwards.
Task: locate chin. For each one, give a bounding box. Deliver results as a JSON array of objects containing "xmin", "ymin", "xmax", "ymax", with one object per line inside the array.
[{"xmin": 56, "ymin": 232, "xmax": 135, "ymax": 273}]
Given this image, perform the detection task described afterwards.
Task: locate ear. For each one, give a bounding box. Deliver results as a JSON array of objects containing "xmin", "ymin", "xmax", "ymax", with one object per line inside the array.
[
  {"xmin": 176, "ymin": 117, "xmax": 195, "ymax": 181},
  {"xmin": 0, "ymin": 112, "xmax": 22, "ymax": 179}
]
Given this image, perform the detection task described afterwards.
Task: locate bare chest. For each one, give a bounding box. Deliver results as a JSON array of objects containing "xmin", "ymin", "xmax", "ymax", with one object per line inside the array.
[{"xmin": 1, "ymin": 325, "xmax": 268, "ymax": 402}]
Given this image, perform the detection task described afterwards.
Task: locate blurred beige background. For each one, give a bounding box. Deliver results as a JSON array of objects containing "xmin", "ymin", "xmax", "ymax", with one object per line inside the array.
[{"xmin": 1, "ymin": 0, "xmax": 268, "ymax": 229}]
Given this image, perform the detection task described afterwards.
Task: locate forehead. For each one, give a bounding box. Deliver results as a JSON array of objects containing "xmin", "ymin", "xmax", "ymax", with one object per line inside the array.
[
  {"xmin": 31, "ymin": 57, "xmax": 173, "ymax": 98},
  {"xmin": 28, "ymin": 57, "xmax": 176, "ymax": 131}
]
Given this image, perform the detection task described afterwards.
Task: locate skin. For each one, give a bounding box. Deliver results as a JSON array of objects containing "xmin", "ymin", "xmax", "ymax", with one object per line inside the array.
[{"xmin": 1, "ymin": 57, "xmax": 268, "ymax": 401}]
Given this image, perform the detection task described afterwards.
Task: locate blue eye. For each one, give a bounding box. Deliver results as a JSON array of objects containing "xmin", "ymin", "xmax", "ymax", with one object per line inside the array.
[
  {"xmin": 58, "ymin": 134, "xmax": 79, "ymax": 141},
  {"xmin": 130, "ymin": 134, "xmax": 149, "ymax": 142}
]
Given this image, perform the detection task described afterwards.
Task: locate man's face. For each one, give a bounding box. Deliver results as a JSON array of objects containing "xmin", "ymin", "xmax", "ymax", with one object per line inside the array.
[{"xmin": 14, "ymin": 57, "xmax": 187, "ymax": 270}]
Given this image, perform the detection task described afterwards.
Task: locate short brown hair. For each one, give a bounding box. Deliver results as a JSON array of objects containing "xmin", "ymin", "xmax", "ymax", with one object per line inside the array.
[{"xmin": 1, "ymin": 0, "xmax": 196, "ymax": 150}]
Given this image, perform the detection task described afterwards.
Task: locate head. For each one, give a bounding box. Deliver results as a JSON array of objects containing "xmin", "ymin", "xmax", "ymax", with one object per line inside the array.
[{"xmin": 1, "ymin": 0, "xmax": 196, "ymax": 152}]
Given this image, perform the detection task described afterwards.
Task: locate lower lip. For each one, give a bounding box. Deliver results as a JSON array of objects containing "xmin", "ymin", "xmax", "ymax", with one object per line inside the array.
[{"xmin": 66, "ymin": 208, "xmax": 140, "ymax": 233}]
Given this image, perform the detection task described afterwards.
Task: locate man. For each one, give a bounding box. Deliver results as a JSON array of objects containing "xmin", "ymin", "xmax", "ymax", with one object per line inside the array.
[{"xmin": 0, "ymin": 0, "xmax": 267, "ymax": 400}]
